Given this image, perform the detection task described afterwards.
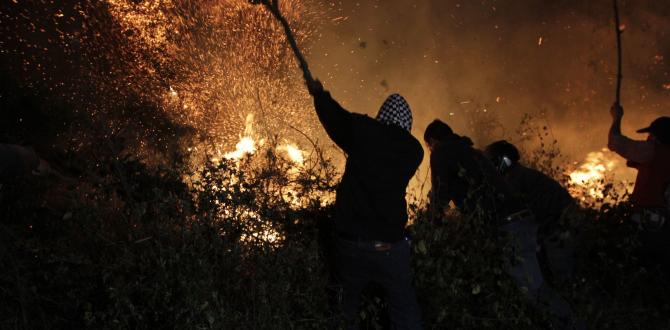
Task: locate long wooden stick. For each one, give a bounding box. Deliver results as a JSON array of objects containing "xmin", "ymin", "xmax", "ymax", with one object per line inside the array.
[
  {"xmin": 259, "ymin": 0, "xmax": 314, "ymax": 85},
  {"xmin": 613, "ymin": 0, "xmax": 622, "ymax": 105}
]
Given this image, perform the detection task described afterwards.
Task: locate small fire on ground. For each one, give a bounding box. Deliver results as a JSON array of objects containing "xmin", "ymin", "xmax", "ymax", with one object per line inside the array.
[
  {"xmin": 221, "ymin": 114, "xmax": 304, "ymax": 166},
  {"xmin": 219, "ymin": 113, "xmax": 308, "ymax": 245},
  {"xmin": 567, "ymin": 148, "xmax": 634, "ymax": 203}
]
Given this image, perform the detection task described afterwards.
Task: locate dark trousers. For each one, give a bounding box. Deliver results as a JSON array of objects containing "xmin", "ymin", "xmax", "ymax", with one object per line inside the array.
[
  {"xmin": 634, "ymin": 209, "xmax": 670, "ymax": 273},
  {"xmin": 639, "ymin": 227, "xmax": 670, "ymax": 274},
  {"xmin": 332, "ymin": 236, "xmax": 423, "ymax": 330}
]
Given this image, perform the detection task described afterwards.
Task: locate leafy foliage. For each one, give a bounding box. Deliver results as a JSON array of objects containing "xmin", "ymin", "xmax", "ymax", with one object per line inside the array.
[{"xmin": 2, "ymin": 142, "xmax": 669, "ymax": 329}]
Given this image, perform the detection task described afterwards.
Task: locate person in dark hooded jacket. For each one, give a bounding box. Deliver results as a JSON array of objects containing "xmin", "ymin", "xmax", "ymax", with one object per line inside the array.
[
  {"xmin": 425, "ymin": 120, "xmax": 582, "ymax": 330},
  {"xmin": 307, "ymin": 79, "xmax": 424, "ymax": 329},
  {"xmin": 424, "ymin": 122, "xmax": 523, "ymax": 222},
  {"xmin": 484, "ymin": 140, "xmax": 578, "ymax": 285}
]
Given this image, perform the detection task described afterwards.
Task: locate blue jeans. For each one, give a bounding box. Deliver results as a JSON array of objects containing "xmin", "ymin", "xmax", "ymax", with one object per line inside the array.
[
  {"xmin": 333, "ymin": 236, "xmax": 423, "ymax": 330},
  {"xmin": 500, "ymin": 217, "xmax": 544, "ymax": 297},
  {"xmin": 540, "ymin": 231, "xmax": 576, "ymax": 285},
  {"xmin": 500, "ymin": 216, "xmax": 582, "ymax": 329}
]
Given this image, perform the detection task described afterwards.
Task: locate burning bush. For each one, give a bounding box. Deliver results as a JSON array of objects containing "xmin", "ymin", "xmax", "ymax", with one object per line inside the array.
[{"xmin": 0, "ymin": 140, "xmax": 337, "ymax": 329}]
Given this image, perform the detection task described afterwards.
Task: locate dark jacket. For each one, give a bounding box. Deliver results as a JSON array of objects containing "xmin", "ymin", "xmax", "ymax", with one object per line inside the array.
[
  {"xmin": 313, "ymin": 90, "xmax": 423, "ymax": 242},
  {"xmin": 505, "ymin": 164, "xmax": 574, "ymax": 227},
  {"xmin": 430, "ymin": 136, "xmax": 524, "ymax": 224}
]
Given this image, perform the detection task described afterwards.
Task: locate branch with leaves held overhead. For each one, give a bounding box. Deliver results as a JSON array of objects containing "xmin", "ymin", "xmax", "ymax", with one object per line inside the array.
[{"xmin": 249, "ymin": 0, "xmax": 314, "ymax": 87}]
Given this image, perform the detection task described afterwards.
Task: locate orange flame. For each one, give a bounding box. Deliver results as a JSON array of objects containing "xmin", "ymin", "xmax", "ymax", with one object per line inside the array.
[
  {"xmin": 567, "ymin": 148, "xmax": 634, "ymax": 203},
  {"xmin": 224, "ymin": 114, "xmax": 257, "ymax": 160},
  {"xmin": 279, "ymin": 143, "xmax": 304, "ymax": 165}
]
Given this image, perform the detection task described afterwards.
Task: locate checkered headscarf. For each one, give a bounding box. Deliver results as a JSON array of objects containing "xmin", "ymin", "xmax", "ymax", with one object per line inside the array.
[{"xmin": 376, "ymin": 93, "xmax": 412, "ymax": 132}]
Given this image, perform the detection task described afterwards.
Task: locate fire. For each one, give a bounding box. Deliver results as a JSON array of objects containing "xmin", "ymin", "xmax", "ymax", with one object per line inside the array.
[
  {"xmin": 279, "ymin": 143, "xmax": 304, "ymax": 165},
  {"xmin": 223, "ymin": 137, "xmax": 257, "ymax": 160},
  {"xmin": 567, "ymin": 148, "xmax": 634, "ymax": 203},
  {"xmin": 215, "ymin": 114, "xmax": 311, "ymax": 246},
  {"xmin": 51, "ymin": 1, "xmax": 321, "ymax": 246},
  {"xmin": 221, "ymin": 114, "xmax": 306, "ymax": 166},
  {"xmin": 238, "ymin": 211, "xmax": 282, "ymax": 245},
  {"xmin": 224, "ymin": 114, "xmax": 258, "ymax": 160},
  {"xmin": 569, "ymin": 149, "xmax": 616, "ymax": 185},
  {"xmin": 102, "ymin": 0, "xmax": 319, "ymax": 152}
]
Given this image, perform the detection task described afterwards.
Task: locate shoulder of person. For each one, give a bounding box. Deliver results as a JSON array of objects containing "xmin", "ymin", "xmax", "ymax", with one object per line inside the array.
[
  {"xmin": 524, "ymin": 165, "xmax": 559, "ymax": 183},
  {"xmin": 431, "ymin": 142, "xmax": 461, "ymax": 165},
  {"xmin": 349, "ymin": 113, "xmax": 376, "ymax": 126},
  {"xmin": 408, "ymin": 133, "xmax": 424, "ymax": 159},
  {"xmin": 655, "ymin": 141, "xmax": 670, "ymax": 153},
  {"xmin": 518, "ymin": 165, "xmax": 545, "ymax": 178}
]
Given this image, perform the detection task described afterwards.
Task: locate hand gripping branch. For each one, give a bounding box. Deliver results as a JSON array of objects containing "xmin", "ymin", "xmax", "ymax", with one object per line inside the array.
[{"xmin": 250, "ymin": 0, "xmax": 315, "ymax": 86}]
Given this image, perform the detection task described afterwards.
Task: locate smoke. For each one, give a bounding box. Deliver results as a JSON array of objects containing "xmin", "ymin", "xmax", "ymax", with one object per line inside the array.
[{"xmin": 308, "ymin": 0, "xmax": 669, "ymax": 185}]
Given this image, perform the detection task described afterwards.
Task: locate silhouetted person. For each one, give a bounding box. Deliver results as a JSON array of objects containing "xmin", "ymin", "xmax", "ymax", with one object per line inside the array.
[
  {"xmin": 484, "ymin": 140, "xmax": 577, "ymax": 285},
  {"xmin": 425, "ymin": 120, "xmax": 581, "ymax": 330},
  {"xmin": 307, "ymin": 79, "xmax": 424, "ymax": 329},
  {"xmin": 608, "ymin": 104, "xmax": 670, "ymax": 273}
]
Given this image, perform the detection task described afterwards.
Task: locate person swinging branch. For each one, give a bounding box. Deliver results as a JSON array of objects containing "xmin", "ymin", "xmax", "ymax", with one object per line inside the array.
[
  {"xmin": 608, "ymin": 104, "xmax": 670, "ymax": 272},
  {"xmin": 255, "ymin": 2, "xmax": 423, "ymax": 326},
  {"xmin": 307, "ymin": 79, "xmax": 424, "ymax": 329}
]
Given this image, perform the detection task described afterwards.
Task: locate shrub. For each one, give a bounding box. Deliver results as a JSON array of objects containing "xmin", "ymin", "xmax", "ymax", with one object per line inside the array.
[{"xmin": 1, "ymin": 138, "xmax": 669, "ymax": 329}]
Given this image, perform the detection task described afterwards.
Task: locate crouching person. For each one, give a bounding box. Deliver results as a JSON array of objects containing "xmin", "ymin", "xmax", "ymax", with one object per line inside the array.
[
  {"xmin": 425, "ymin": 120, "xmax": 582, "ymax": 329},
  {"xmin": 307, "ymin": 79, "xmax": 424, "ymax": 329},
  {"xmin": 484, "ymin": 140, "xmax": 578, "ymax": 285}
]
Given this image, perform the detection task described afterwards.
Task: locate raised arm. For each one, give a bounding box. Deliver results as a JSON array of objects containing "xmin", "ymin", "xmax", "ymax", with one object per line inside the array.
[
  {"xmin": 307, "ymin": 79, "xmax": 354, "ymax": 153},
  {"xmin": 607, "ymin": 103, "xmax": 654, "ymax": 164}
]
